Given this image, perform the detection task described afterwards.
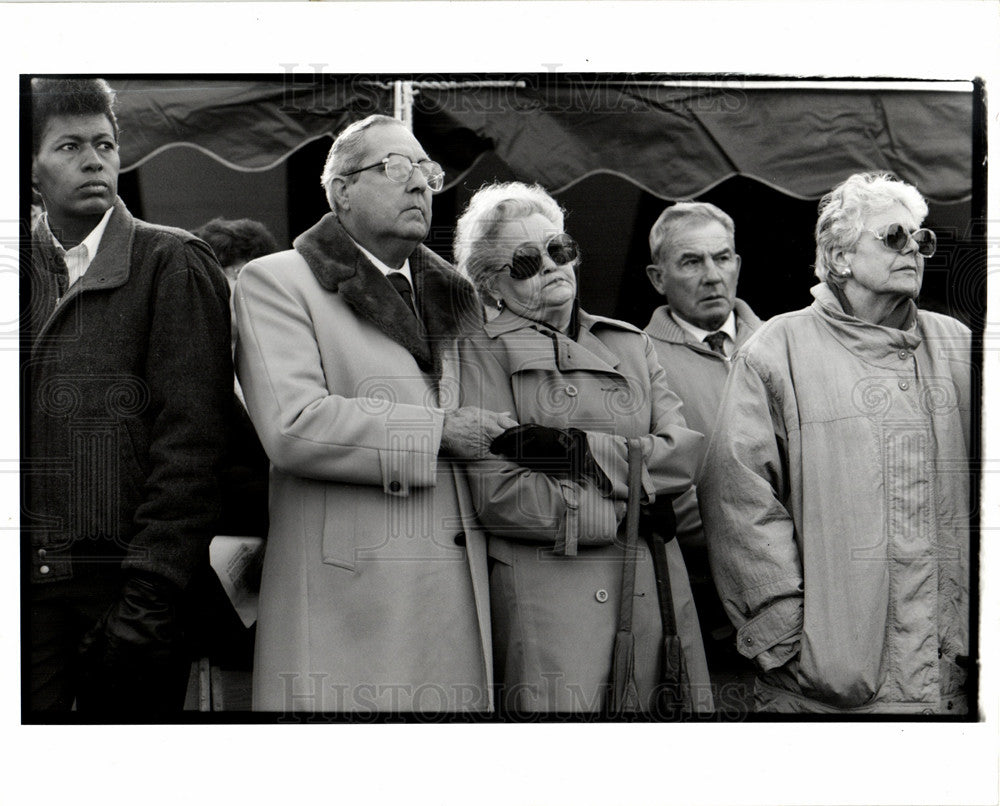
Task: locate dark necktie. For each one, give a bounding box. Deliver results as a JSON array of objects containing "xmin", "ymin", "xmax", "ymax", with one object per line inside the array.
[
  {"xmin": 704, "ymin": 331, "xmax": 728, "ymax": 357},
  {"xmin": 387, "ymin": 271, "xmax": 418, "ymax": 320}
]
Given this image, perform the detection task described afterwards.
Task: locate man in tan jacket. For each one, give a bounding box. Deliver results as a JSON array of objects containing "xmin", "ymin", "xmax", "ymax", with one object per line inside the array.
[
  {"xmin": 234, "ymin": 115, "xmax": 515, "ymax": 714},
  {"xmin": 644, "ymin": 202, "xmax": 763, "ymax": 708}
]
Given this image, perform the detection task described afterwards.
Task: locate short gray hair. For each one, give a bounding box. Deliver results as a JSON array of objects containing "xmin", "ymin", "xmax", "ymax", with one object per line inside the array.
[
  {"xmin": 320, "ymin": 114, "xmax": 404, "ymax": 210},
  {"xmin": 814, "ymin": 172, "xmax": 929, "ymax": 283},
  {"xmin": 648, "ymin": 202, "xmax": 735, "ymax": 265},
  {"xmin": 453, "ymin": 182, "xmax": 566, "ymax": 304}
]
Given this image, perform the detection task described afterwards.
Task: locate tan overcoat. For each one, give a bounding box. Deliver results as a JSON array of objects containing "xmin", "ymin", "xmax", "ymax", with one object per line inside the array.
[
  {"xmin": 457, "ymin": 308, "xmax": 713, "ymax": 713},
  {"xmin": 235, "ymin": 215, "xmax": 492, "ymax": 713}
]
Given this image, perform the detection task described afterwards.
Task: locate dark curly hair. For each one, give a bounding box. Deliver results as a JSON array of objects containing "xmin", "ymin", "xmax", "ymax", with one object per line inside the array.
[
  {"xmin": 31, "ymin": 77, "xmax": 119, "ymax": 156},
  {"xmin": 192, "ymin": 218, "xmax": 279, "ymax": 269}
]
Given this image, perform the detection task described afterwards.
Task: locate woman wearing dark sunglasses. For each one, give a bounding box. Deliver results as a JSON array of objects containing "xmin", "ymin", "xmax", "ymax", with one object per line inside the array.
[
  {"xmin": 452, "ymin": 182, "xmax": 713, "ymax": 715},
  {"xmin": 700, "ymin": 172, "xmax": 971, "ymax": 714}
]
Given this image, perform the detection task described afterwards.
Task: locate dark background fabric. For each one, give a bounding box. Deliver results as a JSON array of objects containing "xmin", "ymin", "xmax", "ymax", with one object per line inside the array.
[{"xmin": 96, "ymin": 76, "xmax": 981, "ymax": 330}]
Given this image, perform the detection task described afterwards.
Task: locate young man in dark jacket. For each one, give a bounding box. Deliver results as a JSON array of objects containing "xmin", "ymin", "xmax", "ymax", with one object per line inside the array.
[{"xmin": 25, "ymin": 78, "xmax": 233, "ymax": 716}]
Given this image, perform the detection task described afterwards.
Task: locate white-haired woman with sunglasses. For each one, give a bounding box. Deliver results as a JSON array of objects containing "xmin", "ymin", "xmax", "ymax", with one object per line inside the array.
[
  {"xmin": 453, "ymin": 182, "xmax": 713, "ymax": 715},
  {"xmin": 700, "ymin": 172, "xmax": 972, "ymax": 714}
]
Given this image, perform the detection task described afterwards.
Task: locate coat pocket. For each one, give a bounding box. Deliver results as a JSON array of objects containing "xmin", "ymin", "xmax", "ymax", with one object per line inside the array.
[
  {"xmin": 318, "ymin": 484, "xmax": 357, "ymax": 572},
  {"xmin": 796, "ymin": 629, "xmax": 883, "ymax": 708}
]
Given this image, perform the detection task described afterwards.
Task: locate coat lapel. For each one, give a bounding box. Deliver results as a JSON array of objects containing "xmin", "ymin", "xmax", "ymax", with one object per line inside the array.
[
  {"xmin": 483, "ymin": 308, "xmax": 628, "ymax": 377},
  {"xmin": 646, "ymin": 300, "xmax": 763, "ymax": 358},
  {"xmin": 30, "ymin": 198, "xmax": 135, "ymax": 351},
  {"xmin": 74, "ymin": 198, "xmax": 134, "ymax": 292},
  {"xmin": 294, "ymin": 214, "xmax": 482, "ymax": 376},
  {"xmin": 573, "ymin": 311, "xmax": 630, "ymax": 373},
  {"xmin": 732, "ymin": 298, "xmax": 763, "ymax": 348}
]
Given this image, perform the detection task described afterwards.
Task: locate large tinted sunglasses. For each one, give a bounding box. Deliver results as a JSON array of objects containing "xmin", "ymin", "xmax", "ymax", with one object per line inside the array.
[
  {"xmin": 869, "ymin": 223, "xmax": 937, "ymax": 258},
  {"xmin": 503, "ymin": 233, "xmax": 580, "ymax": 280},
  {"xmin": 341, "ymin": 152, "xmax": 445, "ymax": 192}
]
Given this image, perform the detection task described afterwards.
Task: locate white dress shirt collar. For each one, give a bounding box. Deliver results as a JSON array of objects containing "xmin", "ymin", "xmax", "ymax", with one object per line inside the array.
[
  {"xmin": 46, "ymin": 205, "xmax": 114, "ymax": 290},
  {"xmin": 349, "ymin": 236, "xmax": 413, "ymax": 285},
  {"xmin": 670, "ymin": 309, "xmax": 737, "ymax": 357}
]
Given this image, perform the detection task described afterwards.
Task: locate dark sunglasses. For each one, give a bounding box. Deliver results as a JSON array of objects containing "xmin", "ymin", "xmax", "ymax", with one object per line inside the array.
[
  {"xmin": 869, "ymin": 223, "xmax": 937, "ymax": 258},
  {"xmin": 504, "ymin": 233, "xmax": 580, "ymax": 280}
]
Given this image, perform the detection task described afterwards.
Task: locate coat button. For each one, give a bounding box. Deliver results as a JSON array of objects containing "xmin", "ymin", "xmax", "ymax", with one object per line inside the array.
[
  {"xmin": 453, "ymin": 532, "xmax": 466, "ymax": 547},
  {"xmin": 388, "ymin": 480, "xmax": 401, "ymax": 493},
  {"xmin": 39, "ymin": 565, "xmax": 50, "ymax": 575},
  {"xmin": 921, "ymin": 708, "xmax": 934, "ymax": 715},
  {"xmin": 37, "ymin": 548, "xmax": 46, "ymax": 558},
  {"xmin": 898, "ymin": 380, "xmax": 909, "ymax": 391},
  {"xmin": 898, "ymin": 350, "xmax": 909, "ymax": 360},
  {"xmin": 595, "ymin": 589, "xmax": 608, "ymax": 603},
  {"xmin": 744, "ymin": 636, "xmax": 754, "ymax": 646},
  {"xmin": 565, "ymin": 385, "xmax": 578, "ymax": 397}
]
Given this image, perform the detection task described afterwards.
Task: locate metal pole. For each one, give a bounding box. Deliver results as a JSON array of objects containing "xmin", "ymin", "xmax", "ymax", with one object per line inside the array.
[{"xmin": 393, "ymin": 80, "xmax": 414, "ymax": 131}]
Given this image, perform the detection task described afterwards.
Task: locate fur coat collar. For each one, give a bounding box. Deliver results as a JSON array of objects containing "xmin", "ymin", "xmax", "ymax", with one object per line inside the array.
[{"xmin": 294, "ymin": 213, "xmax": 482, "ymax": 374}]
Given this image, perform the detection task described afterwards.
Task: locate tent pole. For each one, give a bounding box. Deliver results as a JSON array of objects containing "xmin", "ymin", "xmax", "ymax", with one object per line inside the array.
[{"xmin": 393, "ymin": 80, "xmax": 414, "ymax": 131}]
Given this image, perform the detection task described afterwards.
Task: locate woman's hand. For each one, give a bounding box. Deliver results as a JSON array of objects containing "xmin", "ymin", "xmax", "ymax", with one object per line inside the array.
[{"xmin": 489, "ymin": 424, "xmax": 613, "ymax": 495}]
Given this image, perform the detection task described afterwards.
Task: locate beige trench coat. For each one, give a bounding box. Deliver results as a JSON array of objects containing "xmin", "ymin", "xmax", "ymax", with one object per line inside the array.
[
  {"xmin": 235, "ymin": 215, "xmax": 492, "ymax": 713},
  {"xmin": 457, "ymin": 308, "xmax": 712, "ymax": 714}
]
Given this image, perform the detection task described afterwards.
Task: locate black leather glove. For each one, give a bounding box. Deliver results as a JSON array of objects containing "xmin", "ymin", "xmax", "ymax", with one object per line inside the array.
[
  {"xmin": 77, "ymin": 572, "xmax": 184, "ymax": 709},
  {"xmin": 490, "ymin": 424, "xmax": 572, "ymax": 470},
  {"xmin": 639, "ymin": 493, "xmax": 678, "ymax": 542},
  {"xmin": 490, "ymin": 424, "xmax": 613, "ymax": 495}
]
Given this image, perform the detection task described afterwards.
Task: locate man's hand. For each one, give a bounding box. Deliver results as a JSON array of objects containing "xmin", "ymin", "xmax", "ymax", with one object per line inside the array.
[
  {"xmin": 80, "ymin": 574, "xmax": 179, "ymax": 679},
  {"xmin": 639, "ymin": 493, "xmax": 678, "ymax": 541},
  {"xmin": 77, "ymin": 573, "xmax": 187, "ymax": 719},
  {"xmin": 441, "ymin": 407, "xmax": 519, "ymax": 460}
]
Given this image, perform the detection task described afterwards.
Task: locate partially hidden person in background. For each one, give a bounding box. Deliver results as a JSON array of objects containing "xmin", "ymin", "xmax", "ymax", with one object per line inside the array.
[
  {"xmin": 700, "ymin": 172, "xmax": 972, "ymax": 714},
  {"xmin": 192, "ymin": 217, "xmax": 279, "ymax": 359},
  {"xmin": 454, "ymin": 181, "xmax": 713, "ymax": 715},
  {"xmin": 643, "ymin": 202, "xmax": 763, "ymax": 708},
  {"xmin": 25, "ymin": 78, "xmax": 233, "ymax": 715},
  {"xmin": 190, "ymin": 216, "xmax": 274, "ymax": 535},
  {"xmin": 184, "ymin": 217, "xmax": 279, "ymax": 676},
  {"xmin": 234, "ymin": 114, "xmax": 516, "ymax": 713}
]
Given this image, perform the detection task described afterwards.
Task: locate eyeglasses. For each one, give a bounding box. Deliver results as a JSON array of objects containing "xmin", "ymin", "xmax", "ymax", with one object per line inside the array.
[
  {"xmin": 868, "ymin": 223, "xmax": 937, "ymax": 258},
  {"xmin": 341, "ymin": 152, "xmax": 445, "ymax": 192},
  {"xmin": 503, "ymin": 233, "xmax": 580, "ymax": 280}
]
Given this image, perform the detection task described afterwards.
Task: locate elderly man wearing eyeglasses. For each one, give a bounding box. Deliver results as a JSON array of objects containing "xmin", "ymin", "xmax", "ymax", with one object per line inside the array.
[
  {"xmin": 699, "ymin": 172, "xmax": 972, "ymax": 714},
  {"xmin": 233, "ymin": 114, "xmax": 516, "ymax": 714}
]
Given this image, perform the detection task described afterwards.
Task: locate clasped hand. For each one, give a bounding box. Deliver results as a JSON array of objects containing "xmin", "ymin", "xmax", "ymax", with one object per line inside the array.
[
  {"xmin": 489, "ymin": 424, "xmax": 613, "ymax": 495},
  {"xmin": 441, "ymin": 406, "xmax": 519, "ymax": 460}
]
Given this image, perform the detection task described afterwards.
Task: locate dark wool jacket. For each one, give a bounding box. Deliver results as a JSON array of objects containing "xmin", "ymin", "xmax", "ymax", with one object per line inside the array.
[{"xmin": 25, "ymin": 198, "xmax": 233, "ymax": 589}]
